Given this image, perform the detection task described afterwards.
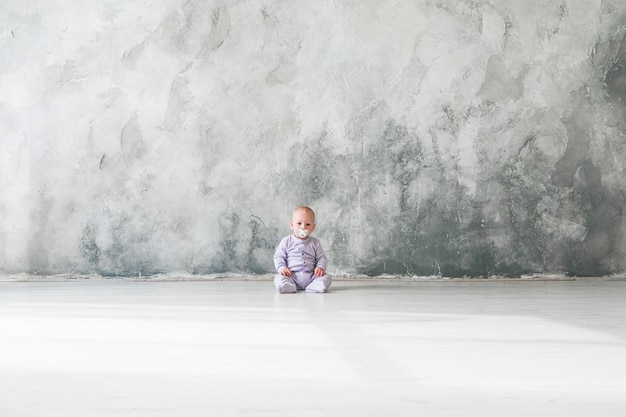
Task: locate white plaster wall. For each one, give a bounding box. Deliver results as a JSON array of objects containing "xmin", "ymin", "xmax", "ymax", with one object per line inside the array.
[{"xmin": 2, "ymin": 0, "xmax": 626, "ymax": 276}]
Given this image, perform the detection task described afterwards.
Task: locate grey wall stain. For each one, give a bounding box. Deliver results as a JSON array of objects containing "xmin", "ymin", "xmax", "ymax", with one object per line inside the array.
[
  {"xmin": 551, "ymin": 89, "xmax": 593, "ymax": 187},
  {"xmin": 564, "ymin": 161, "xmax": 626, "ymax": 276},
  {"xmin": 80, "ymin": 222, "xmax": 101, "ymax": 269},
  {"xmin": 604, "ymin": 29, "xmax": 626, "ymax": 104},
  {"xmin": 211, "ymin": 212, "xmax": 242, "ymax": 274},
  {"xmin": 246, "ymin": 215, "xmax": 279, "ymax": 274}
]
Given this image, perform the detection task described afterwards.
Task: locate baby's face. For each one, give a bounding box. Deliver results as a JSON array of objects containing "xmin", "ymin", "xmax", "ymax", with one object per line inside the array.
[{"xmin": 290, "ymin": 209, "xmax": 316, "ymax": 239}]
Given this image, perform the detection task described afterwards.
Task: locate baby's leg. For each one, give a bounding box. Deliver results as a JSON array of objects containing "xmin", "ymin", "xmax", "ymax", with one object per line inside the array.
[
  {"xmin": 305, "ymin": 273, "xmax": 332, "ymax": 293},
  {"xmin": 274, "ymin": 274, "xmax": 297, "ymax": 293},
  {"xmin": 292, "ymin": 271, "xmax": 313, "ymax": 290}
]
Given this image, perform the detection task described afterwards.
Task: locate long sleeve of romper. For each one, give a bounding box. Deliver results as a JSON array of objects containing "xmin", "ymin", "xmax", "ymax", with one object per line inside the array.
[{"xmin": 273, "ymin": 235, "xmax": 328, "ymax": 273}]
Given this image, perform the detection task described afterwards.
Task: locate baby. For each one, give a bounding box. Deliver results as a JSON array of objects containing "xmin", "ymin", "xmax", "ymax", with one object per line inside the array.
[{"xmin": 273, "ymin": 206, "xmax": 332, "ymax": 293}]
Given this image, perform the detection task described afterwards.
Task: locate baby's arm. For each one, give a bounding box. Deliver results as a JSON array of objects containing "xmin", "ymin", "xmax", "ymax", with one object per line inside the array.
[
  {"xmin": 313, "ymin": 239, "xmax": 328, "ymax": 277},
  {"xmin": 273, "ymin": 238, "xmax": 292, "ymax": 276}
]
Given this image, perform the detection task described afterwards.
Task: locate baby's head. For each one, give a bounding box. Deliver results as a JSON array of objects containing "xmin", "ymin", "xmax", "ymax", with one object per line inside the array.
[{"xmin": 290, "ymin": 206, "xmax": 316, "ymax": 239}]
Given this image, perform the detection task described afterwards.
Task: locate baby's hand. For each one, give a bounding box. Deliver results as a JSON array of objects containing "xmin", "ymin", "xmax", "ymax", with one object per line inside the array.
[
  {"xmin": 314, "ymin": 267, "xmax": 325, "ymax": 277},
  {"xmin": 279, "ymin": 266, "xmax": 292, "ymax": 277}
]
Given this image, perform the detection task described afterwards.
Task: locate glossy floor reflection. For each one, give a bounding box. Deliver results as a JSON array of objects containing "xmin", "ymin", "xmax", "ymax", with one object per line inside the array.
[{"xmin": 1, "ymin": 279, "xmax": 625, "ymax": 416}]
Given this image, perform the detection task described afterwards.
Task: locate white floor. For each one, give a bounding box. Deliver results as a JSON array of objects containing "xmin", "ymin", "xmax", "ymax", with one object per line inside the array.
[{"xmin": 1, "ymin": 279, "xmax": 625, "ymax": 417}]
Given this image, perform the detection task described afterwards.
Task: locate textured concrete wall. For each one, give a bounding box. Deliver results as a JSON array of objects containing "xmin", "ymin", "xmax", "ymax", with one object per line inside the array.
[{"xmin": 2, "ymin": 1, "xmax": 626, "ymax": 277}]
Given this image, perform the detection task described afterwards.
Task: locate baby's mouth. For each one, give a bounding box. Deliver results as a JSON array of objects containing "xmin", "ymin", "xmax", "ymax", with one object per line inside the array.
[{"xmin": 298, "ymin": 229, "xmax": 309, "ymax": 238}]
